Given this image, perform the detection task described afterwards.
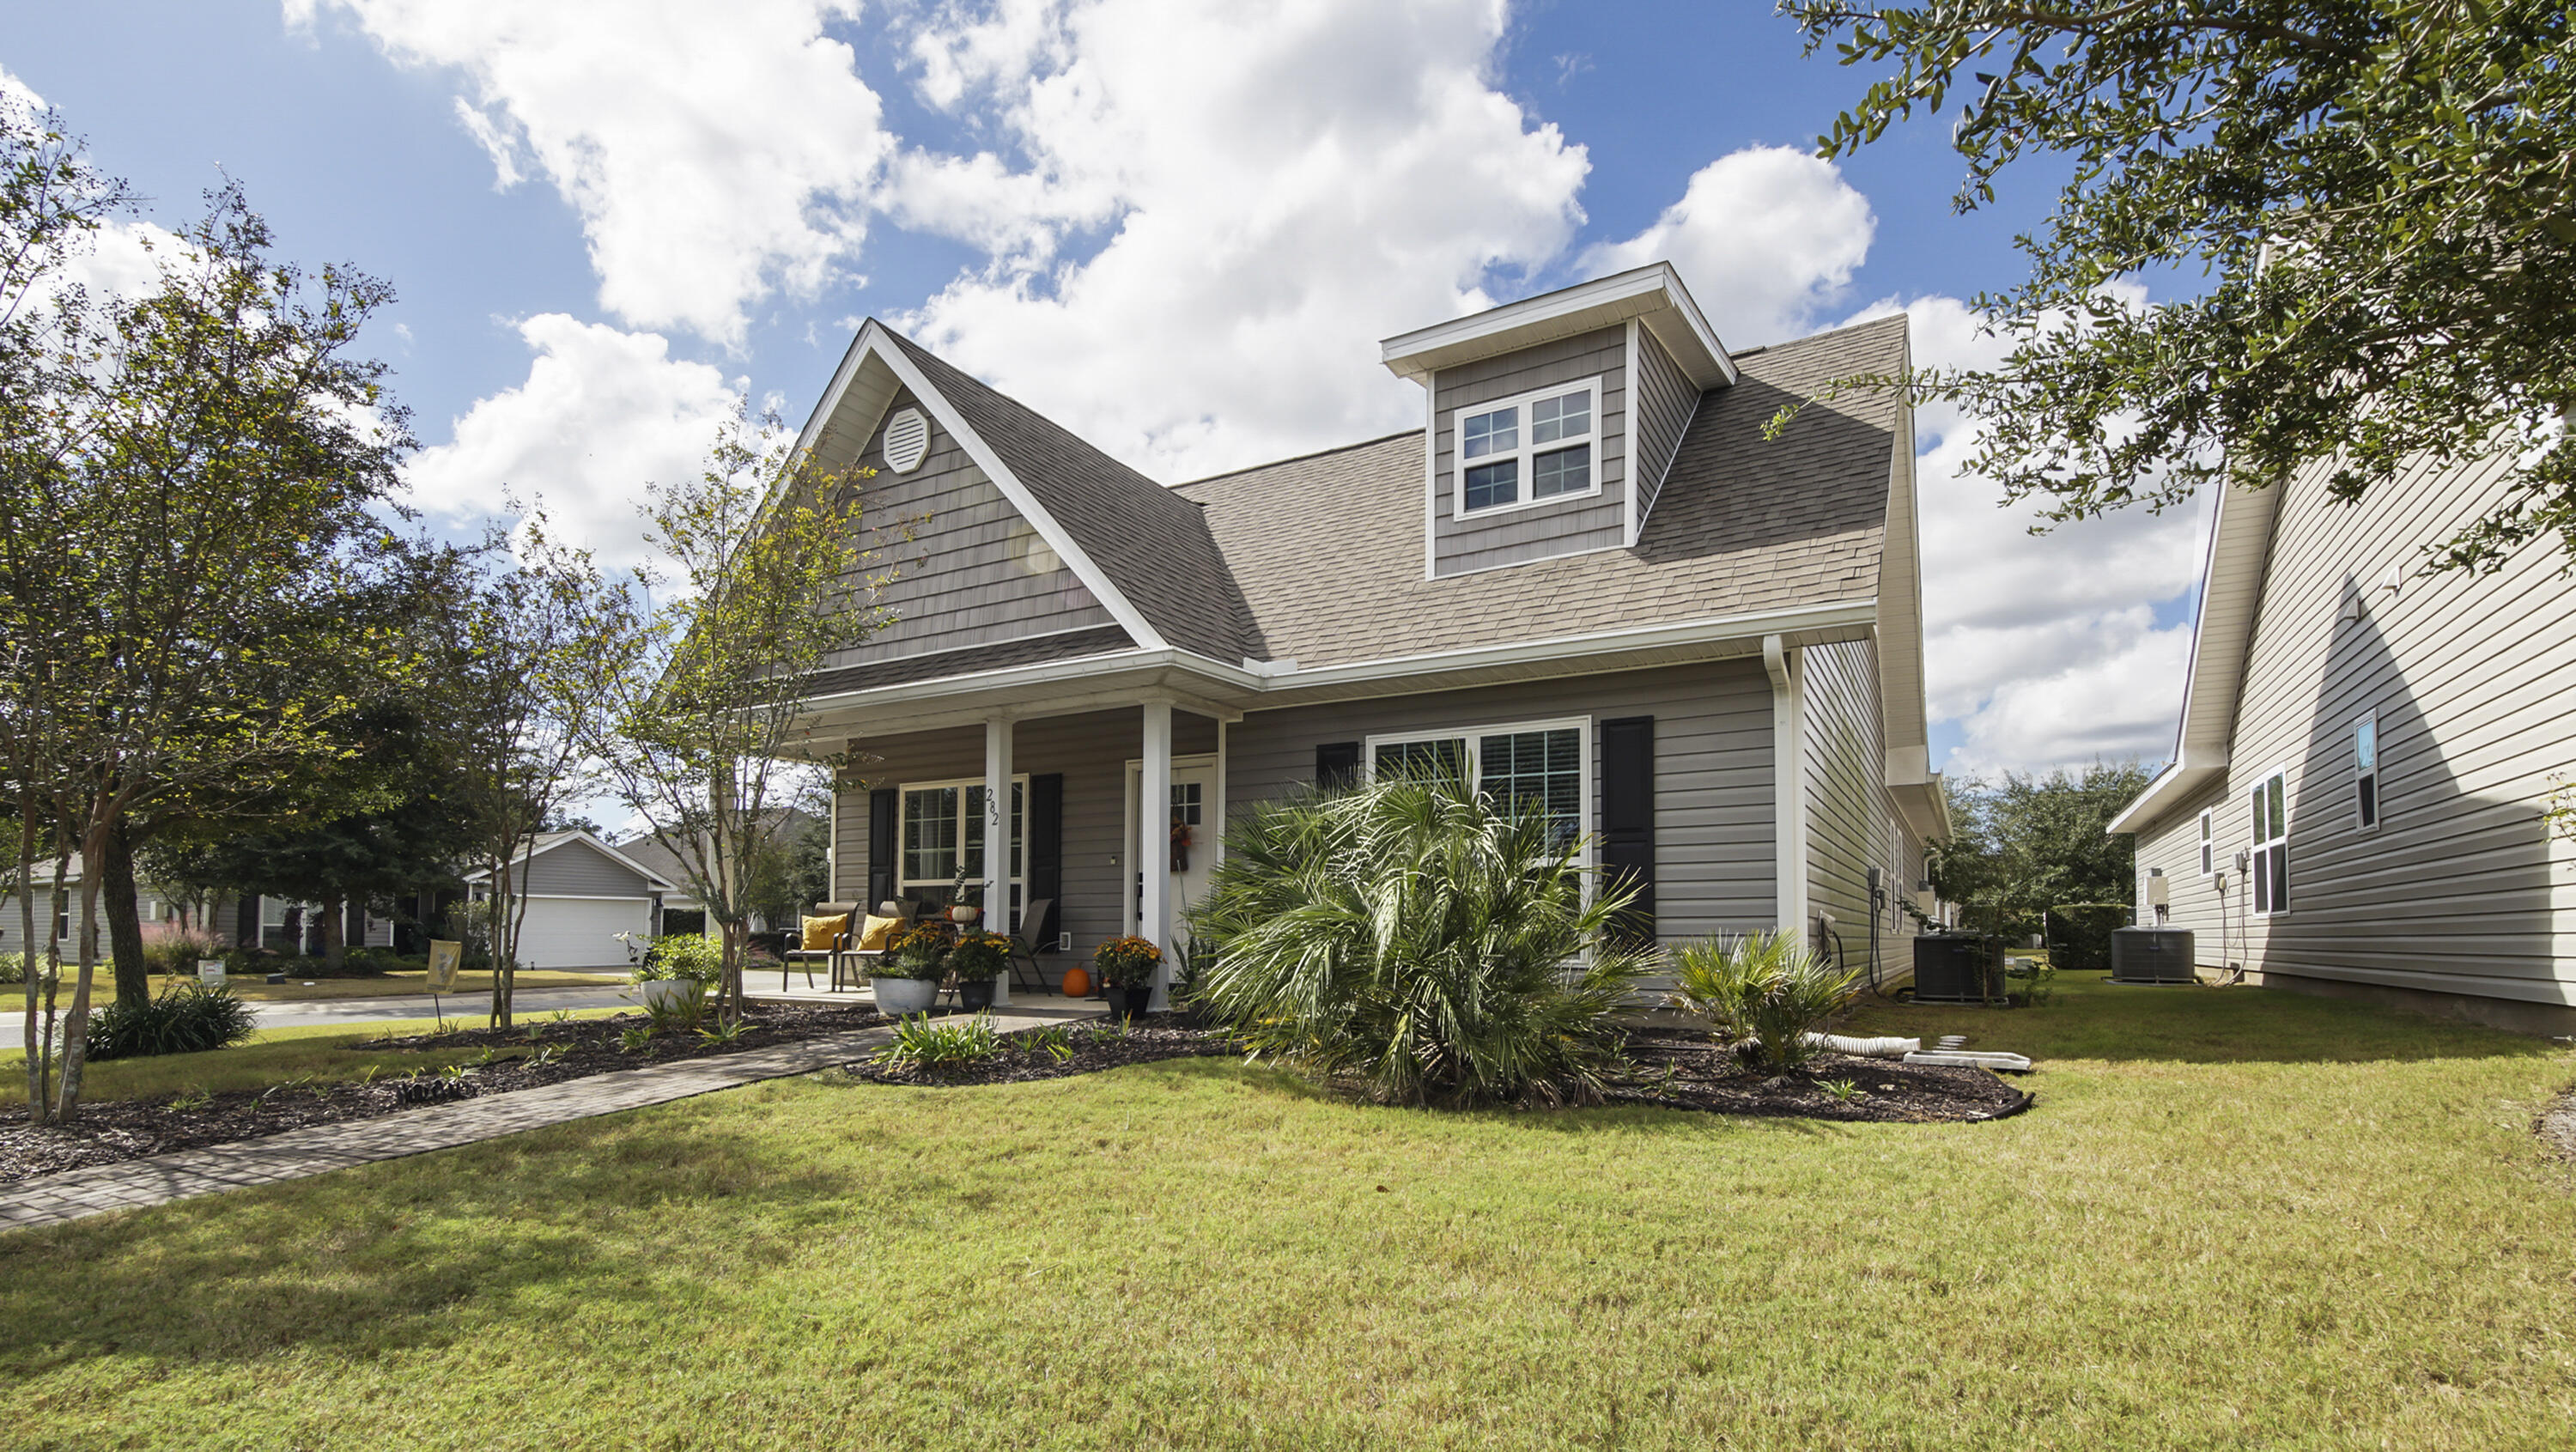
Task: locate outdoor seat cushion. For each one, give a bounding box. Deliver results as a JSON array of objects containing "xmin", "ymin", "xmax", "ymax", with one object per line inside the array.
[
  {"xmin": 801, "ymin": 914, "xmax": 852, "ymax": 951},
  {"xmin": 856, "ymin": 914, "xmax": 902, "ymax": 951}
]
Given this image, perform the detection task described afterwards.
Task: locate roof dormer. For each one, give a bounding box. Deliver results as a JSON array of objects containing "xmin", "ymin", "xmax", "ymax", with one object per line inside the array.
[{"xmin": 1382, "ymin": 263, "xmax": 1734, "ymax": 579}]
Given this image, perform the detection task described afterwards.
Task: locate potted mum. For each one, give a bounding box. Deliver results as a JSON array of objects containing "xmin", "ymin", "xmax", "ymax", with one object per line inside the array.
[
  {"xmin": 946, "ymin": 930, "xmax": 1012, "ymax": 1011},
  {"xmin": 1093, "ymin": 936, "xmax": 1162, "ymax": 1021},
  {"xmin": 873, "ymin": 922, "xmax": 951, "ymax": 1016}
]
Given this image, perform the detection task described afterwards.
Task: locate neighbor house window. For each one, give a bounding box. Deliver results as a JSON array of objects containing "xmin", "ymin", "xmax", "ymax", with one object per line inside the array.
[
  {"xmin": 1452, "ymin": 377, "xmax": 1602, "ymax": 517},
  {"xmin": 2198, "ymin": 809, "xmax": 2215, "ymax": 877},
  {"xmin": 2251, "ymin": 768, "xmax": 2289, "ymax": 916},
  {"xmin": 1366, "ymin": 719, "xmax": 1590, "ymax": 846},
  {"xmin": 900, "ymin": 776, "xmax": 1026, "ymax": 920},
  {"xmin": 2354, "ymin": 711, "xmax": 2379, "ymax": 830}
]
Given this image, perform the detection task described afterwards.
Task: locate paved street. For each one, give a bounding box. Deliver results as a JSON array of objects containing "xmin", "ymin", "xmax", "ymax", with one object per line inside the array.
[{"xmin": 249, "ymin": 981, "xmax": 640, "ymax": 1030}]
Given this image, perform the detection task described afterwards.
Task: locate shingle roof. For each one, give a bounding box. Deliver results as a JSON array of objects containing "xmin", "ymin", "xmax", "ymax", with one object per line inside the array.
[
  {"xmin": 1172, "ymin": 313, "xmax": 1907, "ymax": 668},
  {"xmin": 884, "ymin": 332, "xmax": 1265, "ymax": 663}
]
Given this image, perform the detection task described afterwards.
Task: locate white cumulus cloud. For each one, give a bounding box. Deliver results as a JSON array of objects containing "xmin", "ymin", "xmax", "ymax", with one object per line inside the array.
[
  {"xmin": 405, "ymin": 313, "xmax": 741, "ymax": 567},
  {"xmin": 884, "ymin": 0, "xmax": 1590, "ymax": 482},
  {"xmin": 1581, "ymin": 143, "xmax": 1875, "ymax": 348},
  {"xmin": 287, "ymin": 0, "xmax": 895, "ymax": 348}
]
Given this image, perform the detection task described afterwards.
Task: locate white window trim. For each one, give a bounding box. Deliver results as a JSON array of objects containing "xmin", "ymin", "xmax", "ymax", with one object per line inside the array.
[
  {"xmin": 2197, "ymin": 807, "xmax": 2215, "ymax": 878},
  {"xmin": 1361, "ymin": 716, "xmax": 1596, "ymax": 860},
  {"xmin": 2353, "ymin": 709, "xmax": 2380, "ymax": 833},
  {"xmin": 1449, "ymin": 375, "xmax": 1606, "ymax": 520},
  {"xmin": 2251, "ymin": 765, "xmax": 2289, "ymax": 918},
  {"xmin": 896, "ymin": 774, "xmax": 1030, "ymax": 899}
]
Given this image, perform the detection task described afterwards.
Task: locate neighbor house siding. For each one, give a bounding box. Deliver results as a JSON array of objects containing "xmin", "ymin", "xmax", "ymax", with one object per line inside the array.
[
  {"xmin": 1628, "ymin": 324, "xmax": 1698, "ymax": 536},
  {"xmin": 2128, "ymin": 443, "xmax": 2576, "ymax": 1010},
  {"xmin": 1227, "ymin": 659, "xmax": 1778, "ymax": 991},
  {"xmin": 831, "ymin": 708, "xmax": 1220, "ymax": 984},
  {"xmin": 0, "ymin": 888, "xmax": 89, "ymax": 956},
  {"xmin": 1801, "ymin": 637, "xmax": 1918, "ymax": 983},
  {"xmin": 1428, "ymin": 325, "xmax": 1629, "ymax": 575},
  {"xmin": 819, "ymin": 386, "xmax": 1120, "ymax": 672},
  {"xmin": 516, "ymin": 841, "xmax": 654, "ymax": 898}
]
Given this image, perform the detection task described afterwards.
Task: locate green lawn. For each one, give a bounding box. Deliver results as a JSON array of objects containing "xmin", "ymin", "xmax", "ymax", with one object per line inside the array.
[{"xmin": 5, "ymin": 975, "xmax": 2574, "ymax": 1449}]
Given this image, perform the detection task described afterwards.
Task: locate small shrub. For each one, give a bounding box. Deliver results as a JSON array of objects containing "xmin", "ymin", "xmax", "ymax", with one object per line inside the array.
[
  {"xmin": 1190, "ymin": 775, "xmax": 1648, "ymax": 1109},
  {"xmin": 618, "ymin": 1025, "xmax": 655, "ymax": 1054},
  {"xmin": 1668, "ymin": 932, "xmax": 1863, "ymax": 1072},
  {"xmin": 636, "ymin": 933, "xmax": 725, "ymax": 985},
  {"xmin": 84, "ymin": 981, "xmax": 258, "ymax": 1061},
  {"xmin": 2045, "ymin": 903, "xmax": 2130, "ymax": 972},
  {"xmin": 873, "ymin": 1012, "xmax": 1001, "ymax": 1072},
  {"xmin": 141, "ymin": 933, "xmax": 227, "ymax": 978},
  {"xmin": 644, "ymin": 987, "xmax": 708, "ymax": 1035},
  {"xmin": 0, "ymin": 951, "xmax": 32, "ymax": 986},
  {"xmin": 2007, "ymin": 954, "xmax": 2061, "ymax": 1007}
]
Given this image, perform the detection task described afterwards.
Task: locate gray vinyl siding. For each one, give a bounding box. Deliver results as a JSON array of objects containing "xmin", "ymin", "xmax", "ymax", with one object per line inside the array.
[
  {"xmin": 518, "ymin": 841, "xmax": 656, "ymax": 898},
  {"xmin": 831, "ymin": 708, "xmax": 1220, "ymax": 987},
  {"xmin": 1428, "ymin": 325, "xmax": 1628, "ymax": 575},
  {"xmin": 820, "ymin": 386, "xmax": 1120, "ymax": 671},
  {"xmin": 1629, "ymin": 325, "xmax": 1698, "ymax": 535},
  {"xmin": 2134, "ymin": 775, "xmax": 2232, "ymax": 963},
  {"xmin": 1801, "ymin": 637, "xmax": 1919, "ymax": 981},
  {"xmin": 1228, "ymin": 659, "xmax": 1779, "ymax": 990},
  {"xmin": 0, "ymin": 888, "xmax": 88, "ymax": 956},
  {"xmin": 2128, "ymin": 445, "xmax": 2576, "ymax": 1006}
]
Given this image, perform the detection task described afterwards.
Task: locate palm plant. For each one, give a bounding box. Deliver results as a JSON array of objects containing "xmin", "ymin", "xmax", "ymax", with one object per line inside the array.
[
  {"xmin": 1188, "ymin": 773, "xmax": 1647, "ymax": 1108},
  {"xmin": 1667, "ymin": 931, "xmax": 1862, "ymax": 1072}
]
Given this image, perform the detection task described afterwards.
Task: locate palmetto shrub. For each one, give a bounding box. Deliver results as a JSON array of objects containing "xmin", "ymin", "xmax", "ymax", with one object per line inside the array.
[
  {"xmin": 1666, "ymin": 931, "xmax": 1862, "ymax": 1072},
  {"xmin": 84, "ymin": 980, "xmax": 258, "ymax": 1061},
  {"xmin": 1188, "ymin": 774, "xmax": 1647, "ymax": 1109}
]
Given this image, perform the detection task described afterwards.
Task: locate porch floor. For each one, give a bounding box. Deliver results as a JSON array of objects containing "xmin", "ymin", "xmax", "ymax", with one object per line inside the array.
[{"xmin": 743, "ymin": 978, "xmax": 1109, "ymax": 1021}]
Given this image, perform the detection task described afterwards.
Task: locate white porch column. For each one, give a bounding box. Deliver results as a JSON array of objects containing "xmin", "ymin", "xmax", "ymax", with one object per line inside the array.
[
  {"xmin": 1140, "ymin": 701, "xmax": 1173, "ymax": 1012},
  {"xmin": 984, "ymin": 714, "xmax": 1013, "ymax": 1007}
]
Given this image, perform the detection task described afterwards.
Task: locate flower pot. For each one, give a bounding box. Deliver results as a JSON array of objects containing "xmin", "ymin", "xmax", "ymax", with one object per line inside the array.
[
  {"xmin": 1112, "ymin": 985, "xmax": 1153, "ymax": 1022},
  {"xmin": 957, "ymin": 976, "xmax": 997, "ymax": 1012},
  {"xmin": 641, "ymin": 979, "xmax": 697, "ymax": 1011},
  {"xmin": 872, "ymin": 975, "xmax": 939, "ymax": 1015}
]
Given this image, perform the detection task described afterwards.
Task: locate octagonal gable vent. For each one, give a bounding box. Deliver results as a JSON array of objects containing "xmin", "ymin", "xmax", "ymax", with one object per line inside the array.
[{"xmin": 882, "ymin": 408, "xmax": 930, "ymax": 473}]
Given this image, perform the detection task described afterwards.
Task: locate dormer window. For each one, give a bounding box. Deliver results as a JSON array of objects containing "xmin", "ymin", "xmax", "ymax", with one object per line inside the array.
[{"xmin": 1454, "ymin": 376, "xmax": 1602, "ymax": 516}]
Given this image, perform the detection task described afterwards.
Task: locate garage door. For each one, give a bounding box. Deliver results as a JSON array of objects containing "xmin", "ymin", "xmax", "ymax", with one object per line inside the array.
[{"xmin": 513, "ymin": 896, "xmax": 652, "ymax": 970}]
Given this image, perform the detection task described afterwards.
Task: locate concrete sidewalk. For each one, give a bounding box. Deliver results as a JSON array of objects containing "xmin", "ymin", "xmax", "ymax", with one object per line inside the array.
[{"xmin": 0, "ymin": 1005, "xmax": 1095, "ymax": 1234}]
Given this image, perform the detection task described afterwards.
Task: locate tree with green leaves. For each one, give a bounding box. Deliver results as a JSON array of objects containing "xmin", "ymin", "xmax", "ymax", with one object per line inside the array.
[
  {"xmin": 0, "ymin": 99, "xmax": 416, "ymax": 1118},
  {"xmin": 574, "ymin": 410, "xmax": 890, "ymax": 1024},
  {"xmin": 1932, "ymin": 761, "xmax": 2156, "ymax": 933},
  {"xmin": 1783, "ymin": 1, "xmax": 2576, "ymax": 569}
]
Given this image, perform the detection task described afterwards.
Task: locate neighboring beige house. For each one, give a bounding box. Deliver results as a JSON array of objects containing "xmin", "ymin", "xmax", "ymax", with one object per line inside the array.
[
  {"xmin": 2110, "ymin": 442, "xmax": 2576, "ymax": 1033},
  {"xmin": 771, "ymin": 263, "xmax": 1947, "ymax": 1005}
]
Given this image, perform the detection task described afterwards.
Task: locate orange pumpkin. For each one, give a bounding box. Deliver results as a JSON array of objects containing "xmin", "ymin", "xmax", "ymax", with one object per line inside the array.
[{"xmin": 1059, "ymin": 966, "xmax": 1092, "ymax": 999}]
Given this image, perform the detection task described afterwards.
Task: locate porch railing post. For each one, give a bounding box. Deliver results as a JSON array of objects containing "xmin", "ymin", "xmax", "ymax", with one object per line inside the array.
[
  {"xmin": 1141, "ymin": 701, "xmax": 1173, "ymax": 1012},
  {"xmin": 985, "ymin": 714, "xmax": 1013, "ymax": 1007}
]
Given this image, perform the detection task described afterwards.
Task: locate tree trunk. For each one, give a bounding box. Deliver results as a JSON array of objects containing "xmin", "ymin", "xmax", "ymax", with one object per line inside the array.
[
  {"xmin": 54, "ymin": 853, "xmax": 102, "ymax": 1124},
  {"xmin": 319, "ymin": 894, "xmax": 347, "ymax": 973},
  {"xmin": 99, "ymin": 820, "xmax": 150, "ymax": 1005},
  {"xmin": 17, "ymin": 810, "xmax": 45, "ymax": 1126}
]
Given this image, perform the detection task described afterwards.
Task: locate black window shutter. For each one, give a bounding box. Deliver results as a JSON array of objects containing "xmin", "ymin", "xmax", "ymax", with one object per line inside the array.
[
  {"xmin": 867, "ymin": 787, "xmax": 898, "ymax": 910},
  {"xmin": 1316, "ymin": 741, "xmax": 1361, "ymax": 790},
  {"xmin": 1027, "ymin": 773, "xmax": 1064, "ymax": 947},
  {"xmin": 1600, "ymin": 716, "xmax": 1656, "ymax": 946}
]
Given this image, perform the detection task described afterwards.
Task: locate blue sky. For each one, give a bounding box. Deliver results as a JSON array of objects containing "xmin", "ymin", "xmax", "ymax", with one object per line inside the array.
[{"xmin": 4, "ymin": 0, "xmax": 2208, "ymax": 777}]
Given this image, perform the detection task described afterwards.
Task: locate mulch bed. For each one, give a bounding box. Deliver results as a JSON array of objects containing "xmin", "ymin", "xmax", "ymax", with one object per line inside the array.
[
  {"xmin": 851, "ymin": 1020, "xmax": 2032, "ymax": 1123},
  {"xmin": 0, "ymin": 1001, "xmax": 904, "ymax": 1186}
]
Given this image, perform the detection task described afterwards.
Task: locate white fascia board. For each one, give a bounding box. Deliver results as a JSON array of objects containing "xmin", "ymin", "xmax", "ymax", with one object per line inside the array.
[
  {"xmin": 857, "ymin": 324, "xmax": 1170, "ymax": 652},
  {"xmin": 1380, "ymin": 263, "xmax": 1737, "ymax": 389},
  {"xmin": 2105, "ymin": 748, "xmax": 2230, "ymax": 836},
  {"xmin": 1872, "ymin": 390, "xmax": 1931, "ymax": 763},
  {"xmin": 793, "ymin": 599, "xmax": 1879, "ymax": 720},
  {"xmin": 470, "ymin": 830, "xmax": 680, "ymax": 892}
]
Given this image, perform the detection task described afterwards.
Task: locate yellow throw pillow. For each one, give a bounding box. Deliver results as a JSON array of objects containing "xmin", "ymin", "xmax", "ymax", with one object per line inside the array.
[
  {"xmin": 857, "ymin": 914, "xmax": 900, "ymax": 952},
  {"xmin": 800, "ymin": 914, "xmax": 848, "ymax": 951}
]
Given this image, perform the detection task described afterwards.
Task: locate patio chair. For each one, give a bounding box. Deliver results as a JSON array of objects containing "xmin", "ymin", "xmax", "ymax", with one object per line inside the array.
[
  {"xmin": 834, "ymin": 900, "xmax": 913, "ymax": 992},
  {"xmin": 783, "ymin": 902, "xmax": 860, "ymax": 992},
  {"xmin": 1006, "ymin": 897, "xmax": 1054, "ymax": 994}
]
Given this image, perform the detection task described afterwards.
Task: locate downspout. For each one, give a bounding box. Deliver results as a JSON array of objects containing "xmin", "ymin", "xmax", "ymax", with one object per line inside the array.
[{"xmin": 1765, "ymin": 635, "xmax": 1807, "ymax": 938}]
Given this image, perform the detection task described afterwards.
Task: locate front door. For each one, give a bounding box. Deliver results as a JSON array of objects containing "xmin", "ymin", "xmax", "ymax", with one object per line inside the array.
[{"xmin": 1126, "ymin": 756, "xmax": 1219, "ymax": 942}]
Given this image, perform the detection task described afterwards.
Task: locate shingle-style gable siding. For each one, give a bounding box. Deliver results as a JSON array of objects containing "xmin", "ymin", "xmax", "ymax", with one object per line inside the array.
[
  {"xmin": 1175, "ymin": 314, "xmax": 1905, "ymax": 669},
  {"xmin": 1428, "ymin": 324, "xmax": 1628, "ymax": 575},
  {"xmin": 1629, "ymin": 324, "xmax": 1698, "ymax": 535},
  {"xmin": 819, "ymin": 386, "xmax": 1121, "ymax": 673},
  {"xmin": 2128, "ymin": 444, "xmax": 2576, "ymax": 1018},
  {"xmin": 517, "ymin": 840, "xmax": 654, "ymax": 897}
]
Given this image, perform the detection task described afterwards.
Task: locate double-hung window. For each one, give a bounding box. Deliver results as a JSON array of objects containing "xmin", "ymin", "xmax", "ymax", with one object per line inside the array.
[
  {"xmin": 1453, "ymin": 377, "xmax": 1601, "ymax": 517},
  {"xmin": 1365, "ymin": 719, "xmax": 1589, "ymax": 848},
  {"xmin": 2251, "ymin": 768, "xmax": 2289, "ymax": 916},
  {"xmin": 2354, "ymin": 711, "xmax": 2380, "ymax": 830},
  {"xmin": 899, "ymin": 776, "xmax": 1027, "ymax": 920}
]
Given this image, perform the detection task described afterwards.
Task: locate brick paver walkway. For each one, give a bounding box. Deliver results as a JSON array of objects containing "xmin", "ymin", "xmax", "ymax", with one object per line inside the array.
[{"xmin": 0, "ymin": 1008, "xmax": 1084, "ymax": 1234}]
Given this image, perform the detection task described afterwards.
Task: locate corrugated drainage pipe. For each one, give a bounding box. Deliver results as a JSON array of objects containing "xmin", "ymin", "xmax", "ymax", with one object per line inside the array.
[{"xmin": 1801, "ymin": 1033, "xmax": 1920, "ymax": 1059}]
